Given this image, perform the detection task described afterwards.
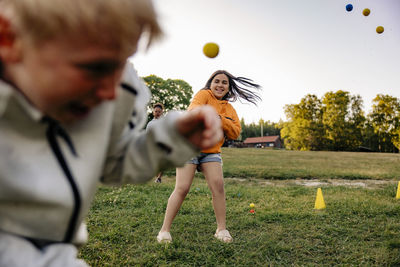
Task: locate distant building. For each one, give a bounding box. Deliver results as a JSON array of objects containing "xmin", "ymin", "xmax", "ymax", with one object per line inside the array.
[{"xmin": 243, "ymin": 136, "xmax": 283, "ymax": 148}]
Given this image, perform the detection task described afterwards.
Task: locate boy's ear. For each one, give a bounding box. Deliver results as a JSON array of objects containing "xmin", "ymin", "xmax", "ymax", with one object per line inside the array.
[{"xmin": 0, "ymin": 14, "xmax": 22, "ymax": 63}]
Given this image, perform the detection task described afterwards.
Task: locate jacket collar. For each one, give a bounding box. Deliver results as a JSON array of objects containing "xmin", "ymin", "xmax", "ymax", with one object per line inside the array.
[
  {"xmin": 205, "ymin": 89, "xmax": 229, "ymax": 104},
  {"xmin": 0, "ymin": 79, "xmax": 43, "ymax": 122}
]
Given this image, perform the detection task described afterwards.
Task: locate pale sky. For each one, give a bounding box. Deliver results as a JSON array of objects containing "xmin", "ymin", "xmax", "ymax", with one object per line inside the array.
[{"xmin": 132, "ymin": 0, "xmax": 400, "ymax": 124}]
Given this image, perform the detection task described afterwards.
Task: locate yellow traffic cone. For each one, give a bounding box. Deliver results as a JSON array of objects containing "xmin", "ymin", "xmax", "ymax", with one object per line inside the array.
[
  {"xmin": 314, "ymin": 188, "xmax": 326, "ymax": 210},
  {"xmin": 396, "ymin": 181, "xmax": 400, "ymax": 199}
]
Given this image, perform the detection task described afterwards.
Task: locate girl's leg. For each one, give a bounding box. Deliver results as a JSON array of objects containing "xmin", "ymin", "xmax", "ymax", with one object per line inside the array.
[
  {"xmin": 201, "ymin": 162, "xmax": 227, "ymax": 231},
  {"xmin": 159, "ymin": 164, "xmax": 197, "ymax": 233}
]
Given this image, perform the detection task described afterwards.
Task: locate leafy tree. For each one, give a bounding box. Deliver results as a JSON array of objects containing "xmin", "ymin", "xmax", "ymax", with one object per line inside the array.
[
  {"xmin": 322, "ymin": 91, "xmax": 350, "ymax": 150},
  {"xmin": 260, "ymin": 119, "xmax": 281, "ymax": 137},
  {"xmin": 361, "ymin": 119, "xmax": 379, "ymax": 151},
  {"xmin": 369, "ymin": 94, "xmax": 400, "ymax": 152},
  {"xmin": 142, "ymin": 75, "xmax": 193, "ymax": 120},
  {"xmin": 348, "ymin": 95, "xmax": 366, "ymax": 148},
  {"xmin": 322, "ymin": 91, "xmax": 365, "ymax": 151},
  {"xmin": 282, "ymin": 91, "xmax": 366, "ymax": 151},
  {"xmin": 281, "ymin": 94, "xmax": 324, "ymax": 150}
]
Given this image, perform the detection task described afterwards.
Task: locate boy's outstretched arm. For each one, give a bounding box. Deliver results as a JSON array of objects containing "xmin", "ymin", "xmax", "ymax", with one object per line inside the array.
[
  {"xmin": 102, "ymin": 105, "xmax": 223, "ymax": 185},
  {"xmin": 102, "ymin": 63, "xmax": 223, "ymax": 185},
  {"xmin": 176, "ymin": 105, "xmax": 223, "ymax": 150}
]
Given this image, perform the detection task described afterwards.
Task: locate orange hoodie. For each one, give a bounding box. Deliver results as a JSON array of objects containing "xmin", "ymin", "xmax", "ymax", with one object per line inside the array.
[{"xmin": 188, "ymin": 89, "xmax": 241, "ymax": 153}]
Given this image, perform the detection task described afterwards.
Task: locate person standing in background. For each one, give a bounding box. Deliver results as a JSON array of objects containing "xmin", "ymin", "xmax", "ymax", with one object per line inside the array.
[{"xmin": 147, "ymin": 103, "xmax": 165, "ymax": 183}]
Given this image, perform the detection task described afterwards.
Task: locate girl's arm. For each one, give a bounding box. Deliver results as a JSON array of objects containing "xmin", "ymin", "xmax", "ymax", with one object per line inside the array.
[{"xmin": 221, "ymin": 106, "xmax": 241, "ymax": 140}]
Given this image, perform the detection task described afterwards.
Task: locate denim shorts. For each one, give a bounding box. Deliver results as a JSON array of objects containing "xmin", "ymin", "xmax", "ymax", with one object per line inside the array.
[{"xmin": 187, "ymin": 152, "xmax": 222, "ymax": 164}]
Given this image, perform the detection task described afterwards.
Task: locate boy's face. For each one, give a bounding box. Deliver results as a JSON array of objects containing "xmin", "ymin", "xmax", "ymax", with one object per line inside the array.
[
  {"xmin": 153, "ymin": 106, "xmax": 163, "ymax": 119},
  {"xmin": 8, "ymin": 35, "xmax": 136, "ymax": 123}
]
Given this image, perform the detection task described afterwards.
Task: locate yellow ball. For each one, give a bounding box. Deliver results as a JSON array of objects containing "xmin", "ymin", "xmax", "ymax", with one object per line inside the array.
[
  {"xmin": 203, "ymin": 42, "xmax": 219, "ymax": 58},
  {"xmin": 376, "ymin": 26, "xmax": 384, "ymax": 34},
  {"xmin": 249, "ymin": 203, "xmax": 255, "ymax": 208},
  {"xmin": 362, "ymin": 8, "xmax": 370, "ymax": 16}
]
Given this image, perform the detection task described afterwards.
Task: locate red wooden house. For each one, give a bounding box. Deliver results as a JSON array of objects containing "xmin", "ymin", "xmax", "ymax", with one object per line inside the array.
[{"xmin": 243, "ymin": 136, "xmax": 283, "ymax": 148}]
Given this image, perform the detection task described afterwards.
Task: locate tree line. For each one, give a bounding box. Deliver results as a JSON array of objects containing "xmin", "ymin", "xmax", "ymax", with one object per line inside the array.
[
  {"xmin": 239, "ymin": 119, "xmax": 281, "ymax": 141},
  {"xmin": 143, "ymin": 75, "xmax": 399, "ymax": 153},
  {"xmin": 281, "ymin": 90, "xmax": 400, "ymax": 152}
]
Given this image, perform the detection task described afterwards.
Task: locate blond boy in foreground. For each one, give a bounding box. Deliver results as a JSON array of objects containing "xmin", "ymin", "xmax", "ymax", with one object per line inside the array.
[{"xmin": 0, "ymin": 0, "xmax": 222, "ymax": 266}]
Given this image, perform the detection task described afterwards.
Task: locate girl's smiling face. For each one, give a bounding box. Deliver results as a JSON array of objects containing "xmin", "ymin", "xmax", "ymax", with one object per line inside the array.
[{"xmin": 210, "ymin": 73, "xmax": 229, "ymax": 100}]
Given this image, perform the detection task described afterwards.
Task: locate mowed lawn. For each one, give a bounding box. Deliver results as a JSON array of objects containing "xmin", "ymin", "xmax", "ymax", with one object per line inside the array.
[
  {"xmin": 221, "ymin": 148, "xmax": 400, "ymax": 179},
  {"xmin": 79, "ymin": 149, "xmax": 400, "ymax": 266}
]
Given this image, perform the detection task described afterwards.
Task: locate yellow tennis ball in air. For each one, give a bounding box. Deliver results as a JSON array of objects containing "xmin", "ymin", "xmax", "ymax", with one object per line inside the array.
[
  {"xmin": 376, "ymin": 26, "xmax": 384, "ymax": 34},
  {"xmin": 249, "ymin": 203, "xmax": 255, "ymax": 208},
  {"xmin": 203, "ymin": 42, "xmax": 219, "ymax": 58},
  {"xmin": 362, "ymin": 8, "xmax": 370, "ymax": 16}
]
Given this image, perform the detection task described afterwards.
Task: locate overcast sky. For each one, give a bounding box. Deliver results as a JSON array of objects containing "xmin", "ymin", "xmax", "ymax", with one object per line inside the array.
[{"xmin": 132, "ymin": 0, "xmax": 400, "ymax": 124}]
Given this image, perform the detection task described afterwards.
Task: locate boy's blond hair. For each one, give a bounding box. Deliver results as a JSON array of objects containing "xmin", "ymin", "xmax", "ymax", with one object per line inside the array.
[{"xmin": 0, "ymin": 0, "xmax": 162, "ymax": 52}]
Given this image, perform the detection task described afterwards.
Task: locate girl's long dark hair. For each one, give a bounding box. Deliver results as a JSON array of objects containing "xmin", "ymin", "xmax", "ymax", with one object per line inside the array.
[{"xmin": 203, "ymin": 70, "xmax": 261, "ymax": 105}]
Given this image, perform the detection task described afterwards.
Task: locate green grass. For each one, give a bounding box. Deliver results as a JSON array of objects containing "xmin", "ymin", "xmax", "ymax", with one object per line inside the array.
[
  {"xmin": 79, "ymin": 179, "xmax": 400, "ymax": 266},
  {"xmin": 79, "ymin": 149, "xmax": 400, "ymax": 266},
  {"xmin": 220, "ymin": 148, "xmax": 400, "ymax": 180}
]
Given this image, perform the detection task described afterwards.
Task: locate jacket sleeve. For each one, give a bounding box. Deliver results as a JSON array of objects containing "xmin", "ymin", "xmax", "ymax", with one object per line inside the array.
[
  {"xmin": 221, "ymin": 105, "xmax": 241, "ymax": 140},
  {"xmin": 101, "ymin": 62, "xmax": 198, "ymax": 185}
]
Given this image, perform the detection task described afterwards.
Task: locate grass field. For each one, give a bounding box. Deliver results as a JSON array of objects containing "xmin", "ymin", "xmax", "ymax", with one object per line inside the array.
[
  {"xmin": 221, "ymin": 148, "xmax": 400, "ymax": 180},
  {"xmin": 79, "ymin": 149, "xmax": 400, "ymax": 266}
]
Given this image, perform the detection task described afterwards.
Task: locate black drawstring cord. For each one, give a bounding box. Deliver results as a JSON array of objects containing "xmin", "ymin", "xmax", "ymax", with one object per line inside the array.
[
  {"xmin": 42, "ymin": 116, "xmax": 81, "ymax": 243},
  {"xmin": 43, "ymin": 117, "xmax": 77, "ymax": 157}
]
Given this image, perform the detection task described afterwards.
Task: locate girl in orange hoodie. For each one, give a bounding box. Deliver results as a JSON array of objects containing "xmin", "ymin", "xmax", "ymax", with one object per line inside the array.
[{"xmin": 158, "ymin": 70, "xmax": 261, "ymax": 243}]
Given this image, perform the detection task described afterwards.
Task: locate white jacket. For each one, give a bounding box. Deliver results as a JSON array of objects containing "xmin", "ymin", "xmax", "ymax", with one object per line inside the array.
[{"xmin": 0, "ymin": 61, "xmax": 197, "ymax": 245}]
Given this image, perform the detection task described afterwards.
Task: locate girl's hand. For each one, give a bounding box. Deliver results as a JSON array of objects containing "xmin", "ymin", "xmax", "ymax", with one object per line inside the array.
[{"xmin": 176, "ymin": 105, "xmax": 223, "ymax": 150}]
